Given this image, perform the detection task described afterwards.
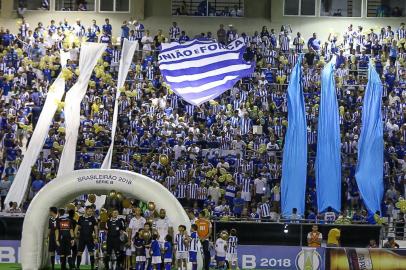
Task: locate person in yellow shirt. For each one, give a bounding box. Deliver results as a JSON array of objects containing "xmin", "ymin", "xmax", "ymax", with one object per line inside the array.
[
  {"xmin": 327, "ymin": 228, "xmax": 341, "ymax": 247},
  {"xmin": 90, "ymin": 97, "xmax": 101, "ymax": 118},
  {"xmin": 307, "ymin": 225, "xmax": 322, "ymax": 247}
]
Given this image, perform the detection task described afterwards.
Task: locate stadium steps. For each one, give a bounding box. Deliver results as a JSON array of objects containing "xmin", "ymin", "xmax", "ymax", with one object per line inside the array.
[
  {"xmin": 347, "ymin": 0, "xmax": 353, "ymax": 17},
  {"xmin": 367, "ymin": 0, "xmax": 382, "ymax": 17}
]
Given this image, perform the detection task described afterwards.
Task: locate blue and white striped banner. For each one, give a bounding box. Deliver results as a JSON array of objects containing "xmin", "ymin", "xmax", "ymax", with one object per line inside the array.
[{"xmin": 158, "ymin": 38, "xmax": 255, "ymax": 105}]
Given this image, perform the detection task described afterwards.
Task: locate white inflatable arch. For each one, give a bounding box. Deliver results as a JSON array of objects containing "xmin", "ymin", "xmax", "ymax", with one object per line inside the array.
[{"xmin": 21, "ymin": 169, "xmax": 191, "ymax": 270}]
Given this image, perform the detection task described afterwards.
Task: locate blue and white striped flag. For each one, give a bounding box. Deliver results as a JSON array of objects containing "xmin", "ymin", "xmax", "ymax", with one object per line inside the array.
[{"xmin": 158, "ymin": 38, "xmax": 255, "ymax": 105}]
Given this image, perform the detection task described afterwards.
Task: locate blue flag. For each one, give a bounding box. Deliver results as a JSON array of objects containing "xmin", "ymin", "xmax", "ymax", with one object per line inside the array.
[
  {"xmin": 158, "ymin": 38, "xmax": 255, "ymax": 105},
  {"xmin": 355, "ymin": 62, "xmax": 384, "ymax": 214},
  {"xmin": 316, "ymin": 57, "xmax": 341, "ymax": 213},
  {"xmin": 281, "ymin": 55, "xmax": 307, "ymax": 217}
]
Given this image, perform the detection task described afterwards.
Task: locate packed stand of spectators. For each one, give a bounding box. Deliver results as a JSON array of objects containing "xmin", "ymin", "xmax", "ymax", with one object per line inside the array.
[{"xmin": 0, "ymin": 18, "xmax": 405, "ymax": 230}]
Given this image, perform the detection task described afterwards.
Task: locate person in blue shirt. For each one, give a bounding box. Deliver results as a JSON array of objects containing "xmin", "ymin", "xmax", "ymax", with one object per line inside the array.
[
  {"xmin": 32, "ymin": 177, "xmax": 45, "ymax": 195},
  {"xmin": 389, "ymin": 41, "xmax": 398, "ymax": 66},
  {"xmin": 233, "ymin": 192, "xmax": 245, "ymax": 218},
  {"xmin": 335, "ymin": 50, "xmax": 346, "ymax": 69},
  {"xmin": 121, "ymin": 21, "xmax": 130, "ymax": 42},
  {"xmin": 307, "ymin": 208, "xmax": 317, "ymax": 221},
  {"xmin": 1, "ymin": 80, "xmax": 12, "ymax": 99},
  {"xmin": 6, "ymin": 145, "xmax": 18, "ymax": 162},
  {"xmin": 43, "ymin": 65, "xmax": 52, "ymax": 82},
  {"xmin": 102, "ymin": 18, "xmax": 112, "ymax": 36},
  {"xmin": 133, "ymin": 231, "xmax": 146, "ymax": 270},
  {"xmin": 372, "ymin": 40, "xmax": 382, "ymax": 56},
  {"xmin": 179, "ymin": 31, "xmax": 190, "ymax": 44},
  {"xmin": 307, "ymin": 33, "xmax": 320, "ymax": 52},
  {"xmin": 4, "ymin": 163, "xmax": 15, "ymax": 178},
  {"xmin": 86, "ymin": 28, "xmax": 97, "ymax": 42},
  {"xmin": 163, "ymin": 235, "xmax": 173, "ymax": 270},
  {"xmin": 385, "ymin": 68, "xmax": 396, "ymax": 92},
  {"xmin": 2, "ymin": 29, "xmax": 14, "ymax": 46},
  {"xmin": 358, "ymin": 51, "xmax": 369, "ymax": 69},
  {"xmin": 6, "ymin": 48, "xmax": 18, "ymax": 68},
  {"xmin": 150, "ymin": 234, "xmax": 161, "ymax": 270}
]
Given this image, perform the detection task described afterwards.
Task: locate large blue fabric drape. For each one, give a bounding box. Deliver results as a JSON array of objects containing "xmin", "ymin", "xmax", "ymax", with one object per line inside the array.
[
  {"xmin": 316, "ymin": 57, "xmax": 341, "ymax": 213},
  {"xmin": 355, "ymin": 62, "xmax": 384, "ymax": 214},
  {"xmin": 281, "ymin": 55, "xmax": 307, "ymax": 217}
]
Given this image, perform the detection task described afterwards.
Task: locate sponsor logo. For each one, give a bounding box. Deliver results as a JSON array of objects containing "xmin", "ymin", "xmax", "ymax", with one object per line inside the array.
[{"xmin": 295, "ymin": 248, "xmax": 322, "ymax": 270}]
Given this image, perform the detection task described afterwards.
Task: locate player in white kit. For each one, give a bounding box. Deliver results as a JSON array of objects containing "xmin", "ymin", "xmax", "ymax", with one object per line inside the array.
[{"xmin": 154, "ymin": 209, "xmax": 173, "ymax": 248}]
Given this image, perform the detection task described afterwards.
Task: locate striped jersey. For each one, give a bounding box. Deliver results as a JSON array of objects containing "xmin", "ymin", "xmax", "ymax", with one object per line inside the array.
[
  {"xmin": 189, "ymin": 231, "xmax": 199, "ymax": 252},
  {"xmin": 134, "ymin": 24, "xmax": 144, "ymax": 39},
  {"xmin": 225, "ymin": 185, "xmax": 237, "ymax": 199},
  {"xmin": 197, "ymin": 186, "xmax": 208, "ymax": 200},
  {"xmin": 241, "ymin": 178, "xmax": 252, "ymax": 193},
  {"xmin": 260, "ymin": 202, "xmax": 271, "ymax": 218},
  {"xmin": 165, "ymin": 176, "xmax": 177, "ymax": 189},
  {"xmin": 293, "ymin": 36, "xmax": 304, "ymax": 52},
  {"xmin": 175, "ymin": 233, "xmax": 188, "ymax": 252},
  {"xmin": 280, "ymin": 35, "xmax": 290, "ymax": 51},
  {"xmin": 397, "ymin": 28, "xmax": 406, "ymax": 39},
  {"xmin": 169, "ymin": 26, "xmax": 181, "ymax": 40},
  {"xmin": 227, "ymin": 236, "xmax": 238, "ymax": 254},
  {"xmin": 176, "ymin": 183, "xmax": 187, "ymax": 198},
  {"xmin": 187, "ymin": 183, "xmax": 198, "ymax": 199}
]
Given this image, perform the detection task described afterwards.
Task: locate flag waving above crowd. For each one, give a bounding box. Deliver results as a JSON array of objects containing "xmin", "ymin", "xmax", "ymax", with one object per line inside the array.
[{"xmin": 158, "ymin": 38, "xmax": 255, "ymax": 105}]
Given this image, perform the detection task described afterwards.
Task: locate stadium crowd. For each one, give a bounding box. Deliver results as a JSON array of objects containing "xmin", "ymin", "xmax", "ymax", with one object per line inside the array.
[{"xmin": 0, "ymin": 17, "xmax": 405, "ymax": 229}]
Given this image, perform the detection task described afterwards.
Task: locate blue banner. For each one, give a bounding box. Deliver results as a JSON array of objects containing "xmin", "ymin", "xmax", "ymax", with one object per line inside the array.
[
  {"xmin": 316, "ymin": 57, "xmax": 341, "ymax": 213},
  {"xmin": 355, "ymin": 63, "xmax": 384, "ymax": 214},
  {"xmin": 281, "ymin": 55, "xmax": 307, "ymax": 217},
  {"xmin": 238, "ymin": 245, "xmax": 325, "ymax": 270}
]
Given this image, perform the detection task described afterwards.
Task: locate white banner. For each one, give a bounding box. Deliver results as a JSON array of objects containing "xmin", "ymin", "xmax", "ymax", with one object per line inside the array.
[
  {"xmin": 102, "ymin": 39, "xmax": 138, "ymax": 169},
  {"xmin": 95, "ymin": 39, "xmax": 137, "ymax": 209},
  {"xmin": 60, "ymin": 50, "xmax": 71, "ymax": 68},
  {"xmin": 57, "ymin": 43, "xmax": 106, "ymax": 177},
  {"xmin": 5, "ymin": 75, "xmax": 65, "ymax": 207}
]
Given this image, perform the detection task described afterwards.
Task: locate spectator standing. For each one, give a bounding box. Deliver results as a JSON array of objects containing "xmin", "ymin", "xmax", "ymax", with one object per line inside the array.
[
  {"xmin": 307, "ymin": 225, "xmax": 322, "ymax": 247},
  {"xmin": 217, "ymin": 24, "xmax": 226, "ymax": 44},
  {"xmin": 0, "ymin": 177, "xmax": 11, "ymax": 211}
]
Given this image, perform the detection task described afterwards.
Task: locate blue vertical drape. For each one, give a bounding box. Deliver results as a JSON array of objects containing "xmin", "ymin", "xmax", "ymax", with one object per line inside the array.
[
  {"xmin": 355, "ymin": 62, "xmax": 384, "ymax": 214},
  {"xmin": 316, "ymin": 57, "xmax": 341, "ymax": 213},
  {"xmin": 281, "ymin": 55, "xmax": 307, "ymax": 217}
]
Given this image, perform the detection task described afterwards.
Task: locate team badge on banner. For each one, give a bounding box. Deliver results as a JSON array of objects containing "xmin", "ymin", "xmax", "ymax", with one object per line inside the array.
[{"xmin": 158, "ymin": 38, "xmax": 255, "ymax": 105}]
